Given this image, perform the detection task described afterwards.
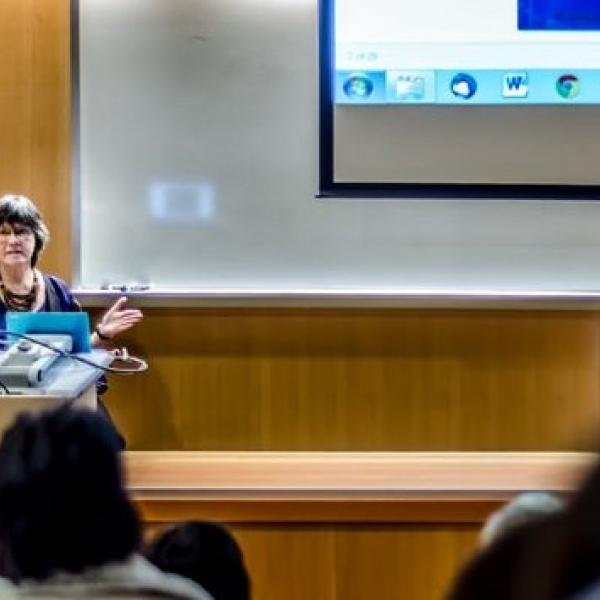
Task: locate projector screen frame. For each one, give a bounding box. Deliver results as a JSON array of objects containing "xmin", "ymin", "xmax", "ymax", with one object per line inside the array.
[{"xmin": 317, "ymin": 0, "xmax": 600, "ymax": 201}]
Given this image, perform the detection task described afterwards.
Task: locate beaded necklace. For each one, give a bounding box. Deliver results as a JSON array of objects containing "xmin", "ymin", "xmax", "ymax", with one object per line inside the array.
[{"xmin": 0, "ymin": 272, "xmax": 39, "ymax": 312}]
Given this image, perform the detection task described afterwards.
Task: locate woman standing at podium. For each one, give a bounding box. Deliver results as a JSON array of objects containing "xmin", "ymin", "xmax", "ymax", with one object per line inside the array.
[{"xmin": 0, "ymin": 194, "xmax": 143, "ymax": 447}]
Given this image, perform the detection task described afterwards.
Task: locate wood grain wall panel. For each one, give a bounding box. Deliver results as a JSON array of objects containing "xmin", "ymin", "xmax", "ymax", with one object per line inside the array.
[
  {"xmin": 96, "ymin": 308, "xmax": 600, "ymax": 451},
  {"xmin": 333, "ymin": 527, "xmax": 478, "ymax": 600},
  {"xmin": 131, "ymin": 452, "xmax": 587, "ymax": 600},
  {"xmin": 0, "ymin": 0, "xmax": 71, "ymax": 280},
  {"xmin": 124, "ymin": 451, "xmax": 589, "ymax": 496},
  {"xmin": 232, "ymin": 526, "xmax": 338, "ymax": 600},
  {"xmin": 131, "ymin": 451, "xmax": 589, "ymax": 600},
  {"xmin": 226, "ymin": 525, "xmax": 480, "ymax": 600},
  {"xmin": 143, "ymin": 522, "xmax": 478, "ymax": 600}
]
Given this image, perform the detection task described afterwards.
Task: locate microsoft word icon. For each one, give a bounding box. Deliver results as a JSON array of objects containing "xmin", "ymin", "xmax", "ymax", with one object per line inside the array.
[{"xmin": 502, "ymin": 72, "xmax": 528, "ymax": 98}]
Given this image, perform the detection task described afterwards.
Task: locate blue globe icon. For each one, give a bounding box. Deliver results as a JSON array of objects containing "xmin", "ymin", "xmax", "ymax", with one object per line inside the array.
[{"xmin": 343, "ymin": 73, "xmax": 374, "ymax": 99}]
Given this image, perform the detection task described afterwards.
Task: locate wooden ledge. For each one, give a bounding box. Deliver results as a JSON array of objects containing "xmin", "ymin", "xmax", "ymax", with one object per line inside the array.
[
  {"xmin": 125, "ymin": 452, "xmax": 596, "ymax": 524},
  {"xmin": 125, "ymin": 451, "xmax": 594, "ymax": 495}
]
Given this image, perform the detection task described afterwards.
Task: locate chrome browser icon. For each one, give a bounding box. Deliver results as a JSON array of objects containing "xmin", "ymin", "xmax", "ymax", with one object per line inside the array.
[
  {"xmin": 342, "ymin": 72, "xmax": 374, "ymax": 99},
  {"xmin": 556, "ymin": 74, "xmax": 581, "ymax": 99}
]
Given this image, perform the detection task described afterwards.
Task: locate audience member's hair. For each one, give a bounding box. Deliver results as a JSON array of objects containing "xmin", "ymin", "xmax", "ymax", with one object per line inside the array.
[
  {"xmin": 479, "ymin": 491, "xmax": 564, "ymax": 548},
  {"xmin": 538, "ymin": 454, "xmax": 600, "ymax": 599},
  {"xmin": 446, "ymin": 510, "xmax": 568, "ymax": 600},
  {"xmin": 448, "ymin": 451, "xmax": 600, "ymax": 600},
  {"xmin": 446, "ymin": 492, "xmax": 565, "ymax": 600},
  {"xmin": 145, "ymin": 520, "xmax": 251, "ymax": 600},
  {"xmin": 0, "ymin": 405, "xmax": 141, "ymax": 582}
]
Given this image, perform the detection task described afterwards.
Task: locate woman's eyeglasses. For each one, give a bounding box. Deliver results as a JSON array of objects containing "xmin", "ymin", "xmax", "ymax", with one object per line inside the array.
[{"xmin": 0, "ymin": 226, "xmax": 33, "ymax": 240}]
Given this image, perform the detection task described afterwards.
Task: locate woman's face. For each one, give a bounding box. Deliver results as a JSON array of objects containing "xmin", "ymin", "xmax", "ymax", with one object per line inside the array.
[{"xmin": 0, "ymin": 222, "xmax": 35, "ymax": 269}]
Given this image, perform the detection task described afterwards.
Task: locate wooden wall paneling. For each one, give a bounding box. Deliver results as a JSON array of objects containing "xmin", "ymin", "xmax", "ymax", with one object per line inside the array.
[
  {"xmin": 0, "ymin": 0, "xmax": 71, "ymax": 280},
  {"xmin": 130, "ymin": 451, "xmax": 587, "ymax": 600},
  {"xmin": 96, "ymin": 308, "xmax": 600, "ymax": 451},
  {"xmin": 144, "ymin": 523, "xmax": 479, "ymax": 600},
  {"xmin": 333, "ymin": 526, "xmax": 478, "ymax": 600},
  {"xmin": 0, "ymin": 0, "xmax": 32, "ymax": 187},
  {"xmin": 124, "ymin": 451, "xmax": 591, "ymax": 495},
  {"xmin": 232, "ymin": 526, "xmax": 338, "ymax": 600}
]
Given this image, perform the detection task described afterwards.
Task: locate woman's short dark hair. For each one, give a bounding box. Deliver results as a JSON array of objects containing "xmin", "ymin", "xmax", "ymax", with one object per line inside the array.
[
  {"xmin": 145, "ymin": 520, "xmax": 251, "ymax": 600},
  {"xmin": 0, "ymin": 194, "xmax": 50, "ymax": 267},
  {"xmin": 0, "ymin": 405, "xmax": 141, "ymax": 581}
]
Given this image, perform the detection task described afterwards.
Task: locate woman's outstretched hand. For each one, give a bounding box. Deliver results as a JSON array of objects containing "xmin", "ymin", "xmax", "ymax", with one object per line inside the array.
[{"xmin": 96, "ymin": 296, "xmax": 143, "ymax": 340}]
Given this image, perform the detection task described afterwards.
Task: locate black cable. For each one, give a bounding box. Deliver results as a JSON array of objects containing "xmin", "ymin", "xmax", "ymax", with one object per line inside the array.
[{"xmin": 0, "ymin": 331, "xmax": 148, "ymax": 375}]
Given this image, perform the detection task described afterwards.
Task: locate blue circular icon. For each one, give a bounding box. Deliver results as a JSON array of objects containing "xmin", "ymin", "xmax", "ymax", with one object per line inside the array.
[
  {"xmin": 450, "ymin": 73, "xmax": 477, "ymax": 99},
  {"xmin": 556, "ymin": 74, "xmax": 581, "ymax": 99},
  {"xmin": 343, "ymin": 73, "xmax": 374, "ymax": 99}
]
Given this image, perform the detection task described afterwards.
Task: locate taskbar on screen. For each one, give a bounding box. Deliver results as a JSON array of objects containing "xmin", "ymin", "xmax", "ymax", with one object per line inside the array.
[{"xmin": 335, "ymin": 69, "xmax": 599, "ymax": 105}]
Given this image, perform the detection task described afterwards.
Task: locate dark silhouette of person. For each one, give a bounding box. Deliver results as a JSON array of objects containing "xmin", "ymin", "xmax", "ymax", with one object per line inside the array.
[
  {"xmin": 146, "ymin": 520, "xmax": 251, "ymax": 600},
  {"xmin": 0, "ymin": 405, "xmax": 210, "ymax": 598}
]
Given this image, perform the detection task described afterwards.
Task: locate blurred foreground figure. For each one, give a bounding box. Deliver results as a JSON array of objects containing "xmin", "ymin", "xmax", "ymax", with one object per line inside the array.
[
  {"xmin": 0, "ymin": 406, "xmax": 212, "ymax": 599},
  {"xmin": 446, "ymin": 452, "xmax": 600, "ymax": 600},
  {"xmin": 146, "ymin": 520, "xmax": 251, "ymax": 600},
  {"xmin": 479, "ymin": 492, "xmax": 564, "ymax": 548}
]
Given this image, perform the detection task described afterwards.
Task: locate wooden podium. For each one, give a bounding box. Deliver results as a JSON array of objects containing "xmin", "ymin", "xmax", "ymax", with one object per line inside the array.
[{"xmin": 0, "ymin": 349, "xmax": 112, "ymax": 437}]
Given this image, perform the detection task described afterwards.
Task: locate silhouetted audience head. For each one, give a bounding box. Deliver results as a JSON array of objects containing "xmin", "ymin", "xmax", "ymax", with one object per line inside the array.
[
  {"xmin": 446, "ymin": 492, "xmax": 566, "ymax": 600},
  {"xmin": 0, "ymin": 405, "xmax": 140, "ymax": 582},
  {"xmin": 145, "ymin": 520, "xmax": 251, "ymax": 600},
  {"xmin": 479, "ymin": 491, "xmax": 564, "ymax": 548},
  {"xmin": 539, "ymin": 453, "xmax": 600, "ymax": 600},
  {"xmin": 447, "ymin": 451, "xmax": 600, "ymax": 600},
  {"xmin": 446, "ymin": 509, "xmax": 568, "ymax": 600}
]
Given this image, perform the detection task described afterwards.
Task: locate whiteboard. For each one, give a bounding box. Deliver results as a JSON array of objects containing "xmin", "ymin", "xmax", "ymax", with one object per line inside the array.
[{"xmin": 74, "ymin": 0, "xmax": 600, "ymax": 298}]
